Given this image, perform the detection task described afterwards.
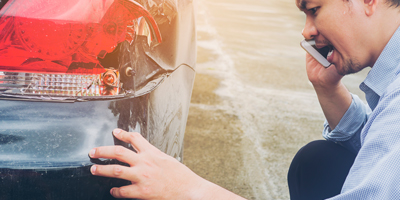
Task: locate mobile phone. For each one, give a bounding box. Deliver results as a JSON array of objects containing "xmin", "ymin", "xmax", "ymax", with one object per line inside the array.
[{"xmin": 300, "ymin": 39, "xmax": 332, "ymax": 68}]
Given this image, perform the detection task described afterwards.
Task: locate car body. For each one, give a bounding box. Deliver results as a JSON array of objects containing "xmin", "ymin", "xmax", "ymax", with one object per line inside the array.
[{"xmin": 0, "ymin": 0, "xmax": 196, "ymax": 199}]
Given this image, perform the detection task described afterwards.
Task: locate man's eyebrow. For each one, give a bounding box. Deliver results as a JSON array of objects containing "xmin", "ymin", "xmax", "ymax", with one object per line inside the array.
[{"xmin": 298, "ymin": 0, "xmax": 308, "ymax": 10}]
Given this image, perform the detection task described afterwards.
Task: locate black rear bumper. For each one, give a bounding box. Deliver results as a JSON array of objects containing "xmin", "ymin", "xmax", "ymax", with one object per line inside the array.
[
  {"xmin": 0, "ymin": 99, "xmax": 135, "ymax": 200},
  {"xmin": 0, "ymin": 166, "xmax": 131, "ymax": 200}
]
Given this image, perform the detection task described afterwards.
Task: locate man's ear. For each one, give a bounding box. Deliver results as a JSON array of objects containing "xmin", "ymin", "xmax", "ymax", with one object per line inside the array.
[{"xmin": 364, "ymin": 0, "xmax": 378, "ymax": 16}]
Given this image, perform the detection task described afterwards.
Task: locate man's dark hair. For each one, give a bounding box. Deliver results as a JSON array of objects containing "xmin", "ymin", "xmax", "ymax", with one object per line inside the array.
[{"xmin": 387, "ymin": 0, "xmax": 400, "ymax": 8}]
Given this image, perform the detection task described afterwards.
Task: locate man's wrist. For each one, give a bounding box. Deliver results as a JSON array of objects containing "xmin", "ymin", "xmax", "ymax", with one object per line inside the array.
[{"xmin": 312, "ymin": 81, "xmax": 343, "ymax": 98}]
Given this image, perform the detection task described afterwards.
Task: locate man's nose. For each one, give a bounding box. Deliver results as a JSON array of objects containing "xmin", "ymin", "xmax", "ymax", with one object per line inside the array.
[{"xmin": 302, "ymin": 17, "xmax": 318, "ymax": 39}]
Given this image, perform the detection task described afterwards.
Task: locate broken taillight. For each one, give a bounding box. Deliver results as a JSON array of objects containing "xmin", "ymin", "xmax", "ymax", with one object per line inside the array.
[{"xmin": 0, "ymin": 0, "xmax": 161, "ymax": 99}]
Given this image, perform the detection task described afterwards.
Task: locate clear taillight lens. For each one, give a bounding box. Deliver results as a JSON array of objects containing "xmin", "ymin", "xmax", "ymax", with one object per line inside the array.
[
  {"xmin": 0, "ymin": 70, "xmax": 120, "ymax": 97},
  {"xmin": 0, "ymin": 0, "xmax": 161, "ymax": 99}
]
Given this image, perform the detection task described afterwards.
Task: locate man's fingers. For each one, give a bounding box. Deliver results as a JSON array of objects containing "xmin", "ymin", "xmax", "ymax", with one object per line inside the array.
[
  {"xmin": 89, "ymin": 145, "xmax": 137, "ymax": 165},
  {"xmin": 113, "ymin": 129, "xmax": 150, "ymax": 153},
  {"xmin": 110, "ymin": 185, "xmax": 145, "ymax": 199},
  {"xmin": 90, "ymin": 164, "xmax": 139, "ymax": 183}
]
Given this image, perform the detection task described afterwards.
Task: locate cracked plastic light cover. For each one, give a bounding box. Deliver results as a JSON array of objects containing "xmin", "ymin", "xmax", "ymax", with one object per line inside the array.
[{"xmin": 0, "ymin": 0, "xmax": 162, "ymax": 98}]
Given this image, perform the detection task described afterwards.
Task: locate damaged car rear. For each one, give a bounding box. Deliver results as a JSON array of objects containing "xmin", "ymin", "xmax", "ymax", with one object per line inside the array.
[{"xmin": 0, "ymin": 0, "xmax": 196, "ymax": 199}]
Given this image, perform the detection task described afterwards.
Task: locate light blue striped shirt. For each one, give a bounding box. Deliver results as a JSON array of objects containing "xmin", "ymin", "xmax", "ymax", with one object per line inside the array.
[{"xmin": 324, "ymin": 26, "xmax": 400, "ymax": 199}]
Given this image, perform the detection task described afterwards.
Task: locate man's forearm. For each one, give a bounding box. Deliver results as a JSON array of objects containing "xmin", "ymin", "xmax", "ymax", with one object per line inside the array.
[
  {"xmin": 314, "ymin": 81, "xmax": 352, "ymax": 130},
  {"xmin": 192, "ymin": 180, "xmax": 248, "ymax": 200}
]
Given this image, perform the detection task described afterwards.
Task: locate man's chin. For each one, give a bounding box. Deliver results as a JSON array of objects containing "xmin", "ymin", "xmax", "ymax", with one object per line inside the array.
[
  {"xmin": 334, "ymin": 65, "xmax": 347, "ymax": 76},
  {"xmin": 337, "ymin": 59, "xmax": 365, "ymax": 76}
]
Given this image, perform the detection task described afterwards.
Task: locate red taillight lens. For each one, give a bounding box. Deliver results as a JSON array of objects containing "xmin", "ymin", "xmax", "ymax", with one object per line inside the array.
[{"xmin": 0, "ymin": 0, "xmax": 162, "ymax": 98}]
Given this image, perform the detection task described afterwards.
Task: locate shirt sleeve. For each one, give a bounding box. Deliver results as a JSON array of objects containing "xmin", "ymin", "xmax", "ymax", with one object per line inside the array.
[
  {"xmin": 322, "ymin": 93, "xmax": 371, "ymax": 153},
  {"xmin": 327, "ymin": 79, "xmax": 400, "ymax": 199}
]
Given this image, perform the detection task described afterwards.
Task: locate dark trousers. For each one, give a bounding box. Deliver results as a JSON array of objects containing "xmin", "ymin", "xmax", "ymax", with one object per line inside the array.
[{"xmin": 287, "ymin": 140, "xmax": 357, "ymax": 200}]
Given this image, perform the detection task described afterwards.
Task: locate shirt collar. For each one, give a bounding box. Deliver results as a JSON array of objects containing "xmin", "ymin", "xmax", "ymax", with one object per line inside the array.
[{"xmin": 363, "ymin": 26, "xmax": 400, "ymax": 96}]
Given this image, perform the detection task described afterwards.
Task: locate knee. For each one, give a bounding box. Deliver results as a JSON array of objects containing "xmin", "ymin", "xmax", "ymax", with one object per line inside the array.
[
  {"xmin": 287, "ymin": 140, "xmax": 334, "ymax": 199},
  {"xmin": 287, "ymin": 140, "xmax": 333, "ymax": 181},
  {"xmin": 291, "ymin": 140, "xmax": 328, "ymax": 164}
]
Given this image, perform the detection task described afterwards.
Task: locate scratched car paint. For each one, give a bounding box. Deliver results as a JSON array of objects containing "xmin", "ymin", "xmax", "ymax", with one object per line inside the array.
[{"xmin": 0, "ymin": 0, "xmax": 196, "ymax": 199}]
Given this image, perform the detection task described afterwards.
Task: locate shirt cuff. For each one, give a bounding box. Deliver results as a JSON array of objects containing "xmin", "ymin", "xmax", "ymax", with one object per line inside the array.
[{"xmin": 323, "ymin": 94, "xmax": 369, "ymax": 142}]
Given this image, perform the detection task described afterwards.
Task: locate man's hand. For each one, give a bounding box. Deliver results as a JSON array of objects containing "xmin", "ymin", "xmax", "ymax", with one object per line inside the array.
[
  {"xmin": 305, "ymin": 53, "xmax": 343, "ymax": 89},
  {"xmin": 89, "ymin": 129, "xmax": 246, "ymax": 200},
  {"xmin": 304, "ymin": 53, "xmax": 352, "ymax": 130}
]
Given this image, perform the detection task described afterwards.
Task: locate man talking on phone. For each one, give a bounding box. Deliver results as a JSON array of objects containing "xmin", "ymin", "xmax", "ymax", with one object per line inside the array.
[
  {"xmin": 88, "ymin": 0, "xmax": 400, "ymax": 199},
  {"xmin": 287, "ymin": 0, "xmax": 400, "ymax": 199}
]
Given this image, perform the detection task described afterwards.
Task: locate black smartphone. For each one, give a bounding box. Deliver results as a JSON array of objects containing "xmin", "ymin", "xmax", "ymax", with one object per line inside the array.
[{"xmin": 300, "ymin": 39, "xmax": 332, "ymax": 68}]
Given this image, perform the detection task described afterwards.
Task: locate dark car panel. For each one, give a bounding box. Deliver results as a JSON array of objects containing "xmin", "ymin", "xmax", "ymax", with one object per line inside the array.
[{"xmin": 136, "ymin": 0, "xmax": 197, "ymax": 71}]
